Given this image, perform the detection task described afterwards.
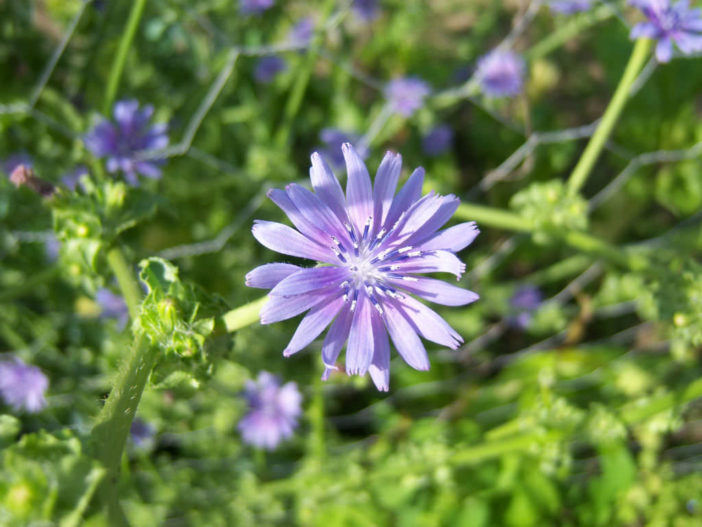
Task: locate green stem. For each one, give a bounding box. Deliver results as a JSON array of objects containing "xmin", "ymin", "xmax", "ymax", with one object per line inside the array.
[
  {"xmin": 274, "ymin": 0, "xmax": 336, "ymax": 147},
  {"xmin": 106, "ymin": 247, "xmax": 142, "ymax": 320},
  {"xmin": 456, "ymin": 203, "xmax": 533, "ymax": 232},
  {"xmin": 219, "ymin": 295, "xmax": 268, "ymax": 333},
  {"xmin": 90, "ymin": 335, "xmax": 155, "ymax": 527},
  {"xmin": 567, "ymin": 38, "xmax": 652, "ymax": 195},
  {"xmin": 526, "ymin": 5, "xmax": 615, "ymax": 61},
  {"xmin": 307, "ymin": 364, "xmax": 326, "ymax": 462},
  {"xmin": 102, "ymin": 0, "xmax": 147, "ymax": 115}
]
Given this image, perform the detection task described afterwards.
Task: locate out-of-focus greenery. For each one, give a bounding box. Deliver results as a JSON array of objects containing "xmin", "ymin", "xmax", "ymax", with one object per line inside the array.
[{"xmin": 1, "ymin": 0, "xmax": 702, "ymax": 525}]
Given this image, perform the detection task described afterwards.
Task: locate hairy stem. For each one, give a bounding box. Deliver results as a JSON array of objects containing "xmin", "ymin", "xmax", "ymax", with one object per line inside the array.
[
  {"xmin": 567, "ymin": 38, "xmax": 652, "ymax": 195},
  {"xmin": 106, "ymin": 247, "xmax": 142, "ymax": 320},
  {"xmin": 102, "ymin": 0, "xmax": 148, "ymax": 115}
]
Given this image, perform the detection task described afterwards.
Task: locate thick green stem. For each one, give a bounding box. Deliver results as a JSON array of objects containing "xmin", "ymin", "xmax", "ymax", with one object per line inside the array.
[
  {"xmin": 106, "ymin": 247, "xmax": 142, "ymax": 320},
  {"xmin": 274, "ymin": 0, "xmax": 336, "ymax": 147},
  {"xmin": 456, "ymin": 203, "xmax": 533, "ymax": 232},
  {"xmin": 102, "ymin": 0, "xmax": 147, "ymax": 115},
  {"xmin": 91, "ymin": 335, "xmax": 155, "ymax": 526},
  {"xmin": 307, "ymin": 364, "xmax": 326, "ymax": 463},
  {"xmin": 567, "ymin": 38, "xmax": 652, "ymax": 195},
  {"xmin": 219, "ymin": 295, "xmax": 268, "ymax": 333}
]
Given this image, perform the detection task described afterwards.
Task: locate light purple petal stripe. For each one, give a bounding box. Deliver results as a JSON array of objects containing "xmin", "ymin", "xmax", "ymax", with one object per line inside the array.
[
  {"xmin": 283, "ymin": 297, "xmax": 344, "ymax": 356},
  {"xmin": 245, "ymin": 263, "xmax": 301, "ymax": 289},
  {"xmin": 372, "ymin": 151, "xmax": 402, "ymax": 235},
  {"xmin": 269, "ymin": 267, "xmax": 348, "ymax": 297},
  {"xmin": 267, "ymin": 188, "xmax": 329, "ymax": 241},
  {"xmin": 252, "ymin": 220, "xmax": 336, "ymax": 263},
  {"xmin": 321, "ymin": 306, "xmax": 354, "ymax": 376},
  {"xmin": 343, "ymin": 143, "xmax": 374, "ymax": 232},
  {"xmin": 389, "ymin": 276, "xmax": 480, "ymax": 306},
  {"xmin": 286, "ymin": 183, "xmax": 351, "ymax": 245},
  {"xmin": 384, "ymin": 167, "xmax": 425, "ymax": 230},
  {"xmin": 346, "ymin": 293, "xmax": 374, "ymax": 375},
  {"xmin": 383, "ymin": 302, "xmax": 430, "ymax": 371},
  {"xmin": 368, "ymin": 311, "xmax": 390, "ymax": 391},
  {"xmin": 260, "ymin": 292, "xmax": 328, "ymax": 324},
  {"xmin": 396, "ymin": 295, "xmax": 463, "ymax": 349},
  {"xmin": 310, "ymin": 152, "xmax": 348, "ymax": 223},
  {"xmin": 391, "ymin": 250, "xmax": 466, "ymax": 279},
  {"xmin": 421, "ymin": 222, "xmax": 479, "ymax": 252}
]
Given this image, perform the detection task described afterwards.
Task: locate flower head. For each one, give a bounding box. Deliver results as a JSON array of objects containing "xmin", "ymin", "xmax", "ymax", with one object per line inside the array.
[
  {"xmin": 247, "ymin": 144, "xmax": 479, "ymax": 391},
  {"xmin": 475, "ymin": 49, "xmax": 526, "ymax": 98},
  {"xmin": 629, "ymin": 0, "xmax": 702, "ymax": 62},
  {"xmin": 422, "ymin": 125, "xmax": 454, "ymax": 156},
  {"xmin": 240, "ymin": 0, "xmax": 274, "ymax": 15},
  {"xmin": 238, "ymin": 372, "xmax": 302, "ymax": 449},
  {"xmin": 0, "ymin": 357, "xmax": 49, "ymax": 413},
  {"xmin": 85, "ymin": 100, "xmax": 169, "ymax": 186},
  {"xmin": 96, "ymin": 288, "xmax": 129, "ymax": 329},
  {"xmin": 254, "ymin": 56, "xmax": 287, "ymax": 83},
  {"xmin": 384, "ymin": 77, "xmax": 431, "ymax": 117},
  {"xmin": 317, "ymin": 128, "xmax": 369, "ymax": 169},
  {"xmin": 548, "ymin": 0, "xmax": 592, "ymax": 14},
  {"xmin": 353, "ymin": 0, "xmax": 380, "ymax": 21},
  {"xmin": 509, "ymin": 285, "xmax": 543, "ymax": 329},
  {"xmin": 288, "ymin": 17, "xmax": 315, "ymax": 46}
]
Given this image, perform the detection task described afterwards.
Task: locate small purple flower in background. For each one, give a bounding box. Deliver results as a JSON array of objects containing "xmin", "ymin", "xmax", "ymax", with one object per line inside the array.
[
  {"xmin": 317, "ymin": 128, "xmax": 369, "ymax": 169},
  {"xmin": 246, "ymin": 144, "xmax": 479, "ymax": 391},
  {"xmin": 385, "ymin": 77, "xmax": 431, "ymax": 117},
  {"xmin": 475, "ymin": 49, "xmax": 526, "ymax": 98},
  {"xmin": 0, "ymin": 356, "xmax": 49, "ymax": 413},
  {"xmin": 2, "ymin": 153, "xmax": 32, "ymax": 175},
  {"xmin": 240, "ymin": 0, "xmax": 274, "ymax": 15},
  {"xmin": 548, "ymin": 0, "xmax": 592, "ymax": 14},
  {"xmin": 45, "ymin": 234, "xmax": 61, "ymax": 262},
  {"xmin": 85, "ymin": 100, "xmax": 169, "ymax": 186},
  {"xmin": 96, "ymin": 288, "xmax": 129, "ymax": 329},
  {"xmin": 629, "ymin": 0, "xmax": 702, "ymax": 62},
  {"xmin": 422, "ymin": 125, "xmax": 454, "ymax": 156},
  {"xmin": 288, "ymin": 17, "xmax": 315, "ymax": 46},
  {"xmin": 509, "ymin": 285, "xmax": 543, "ymax": 330},
  {"xmin": 353, "ymin": 0, "xmax": 380, "ymax": 21},
  {"xmin": 254, "ymin": 56, "xmax": 287, "ymax": 83},
  {"xmin": 130, "ymin": 418, "xmax": 156, "ymax": 448},
  {"xmin": 61, "ymin": 165, "xmax": 89, "ymax": 191},
  {"xmin": 238, "ymin": 371, "xmax": 302, "ymax": 450}
]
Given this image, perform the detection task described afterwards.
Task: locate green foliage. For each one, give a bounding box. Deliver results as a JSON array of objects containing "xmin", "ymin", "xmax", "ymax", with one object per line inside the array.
[
  {"xmin": 0, "ymin": 430, "xmax": 104, "ymax": 527},
  {"xmin": 510, "ymin": 180, "xmax": 588, "ymax": 244},
  {"xmin": 135, "ymin": 257, "xmax": 215, "ymax": 389}
]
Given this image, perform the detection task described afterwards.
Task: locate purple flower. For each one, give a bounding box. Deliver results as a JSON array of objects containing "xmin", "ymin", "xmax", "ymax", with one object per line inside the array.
[
  {"xmin": 61, "ymin": 165, "xmax": 89, "ymax": 191},
  {"xmin": 509, "ymin": 285, "xmax": 543, "ymax": 329},
  {"xmin": 45, "ymin": 234, "xmax": 61, "ymax": 262},
  {"xmin": 317, "ymin": 128, "xmax": 369, "ymax": 169},
  {"xmin": 130, "ymin": 418, "xmax": 156, "ymax": 448},
  {"xmin": 288, "ymin": 17, "xmax": 315, "ymax": 46},
  {"xmin": 246, "ymin": 144, "xmax": 480, "ymax": 391},
  {"xmin": 254, "ymin": 56, "xmax": 287, "ymax": 83},
  {"xmin": 240, "ymin": 0, "xmax": 274, "ymax": 15},
  {"xmin": 2, "ymin": 153, "xmax": 32, "ymax": 175},
  {"xmin": 96, "ymin": 288, "xmax": 129, "ymax": 329},
  {"xmin": 422, "ymin": 125, "xmax": 454, "ymax": 156},
  {"xmin": 629, "ymin": 0, "xmax": 702, "ymax": 62},
  {"xmin": 0, "ymin": 357, "xmax": 49, "ymax": 413},
  {"xmin": 475, "ymin": 49, "xmax": 526, "ymax": 98},
  {"xmin": 384, "ymin": 77, "xmax": 431, "ymax": 117},
  {"xmin": 238, "ymin": 372, "xmax": 302, "ymax": 449},
  {"xmin": 85, "ymin": 100, "xmax": 169, "ymax": 186},
  {"xmin": 548, "ymin": 0, "xmax": 592, "ymax": 14},
  {"xmin": 353, "ymin": 0, "xmax": 380, "ymax": 21}
]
